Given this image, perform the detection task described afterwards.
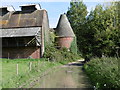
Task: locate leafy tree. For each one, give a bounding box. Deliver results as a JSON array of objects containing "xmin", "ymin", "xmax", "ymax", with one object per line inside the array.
[
  {"xmin": 67, "ymin": 0, "xmax": 88, "ymax": 57},
  {"xmin": 87, "ymin": 2, "xmax": 120, "ymax": 57},
  {"xmin": 67, "ymin": 1, "xmax": 120, "ymax": 59}
]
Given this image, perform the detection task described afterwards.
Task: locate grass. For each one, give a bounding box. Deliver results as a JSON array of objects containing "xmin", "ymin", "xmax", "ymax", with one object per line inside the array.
[
  {"xmin": 84, "ymin": 57, "xmax": 120, "ymax": 89},
  {"xmin": 1, "ymin": 58, "xmax": 63, "ymax": 88},
  {"xmin": 1, "ymin": 57, "xmax": 80, "ymax": 88}
]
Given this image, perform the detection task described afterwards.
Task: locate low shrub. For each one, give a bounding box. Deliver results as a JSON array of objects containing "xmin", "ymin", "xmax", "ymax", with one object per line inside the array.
[
  {"xmin": 43, "ymin": 44, "xmax": 80, "ymax": 62},
  {"xmin": 43, "ymin": 44, "xmax": 63, "ymax": 62},
  {"xmin": 84, "ymin": 57, "xmax": 120, "ymax": 89}
]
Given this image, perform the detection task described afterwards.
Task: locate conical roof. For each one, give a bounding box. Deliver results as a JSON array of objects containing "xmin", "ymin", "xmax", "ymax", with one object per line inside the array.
[{"xmin": 56, "ymin": 14, "xmax": 75, "ymax": 37}]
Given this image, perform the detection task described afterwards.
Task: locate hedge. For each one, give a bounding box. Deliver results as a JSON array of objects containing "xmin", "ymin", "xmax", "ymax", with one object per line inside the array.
[{"xmin": 84, "ymin": 57, "xmax": 120, "ymax": 89}]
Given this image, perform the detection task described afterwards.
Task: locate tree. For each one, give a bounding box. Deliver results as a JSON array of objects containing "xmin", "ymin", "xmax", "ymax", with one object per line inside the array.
[
  {"xmin": 67, "ymin": 1, "xmax": 120, "ymax": 59},
  {"xmin": 67, "ymin": 0, "xmax": 88, "ymax": 57},
  {"xmin": 87, "ymin": 2, "xmax": 120, "ymax": 57}
]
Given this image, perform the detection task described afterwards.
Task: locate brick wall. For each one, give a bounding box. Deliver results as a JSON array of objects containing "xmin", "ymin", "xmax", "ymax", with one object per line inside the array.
[
  {"xmin": 2, "ymin": 47, "xmax": 40, "ymax": 59},
  {"xmin": 57, "ymin": 37, "xmax": 73, "ymax": 48}
]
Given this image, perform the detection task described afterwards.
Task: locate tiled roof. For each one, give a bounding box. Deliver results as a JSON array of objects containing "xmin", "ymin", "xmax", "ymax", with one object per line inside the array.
[{"xmin": 56, "ymin": 14, "xmax": 75, "ymax": 37}]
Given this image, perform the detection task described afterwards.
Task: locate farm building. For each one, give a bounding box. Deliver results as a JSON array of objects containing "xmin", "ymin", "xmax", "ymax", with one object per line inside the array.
[
  {"xmin": 55, "ymin": 14, "xmax": 75, "ymax": 49},
  {"xmin": 0, "ymin": 4, "xmax": 76, "ymax": 59},
  {"xmin": 0, "ymin": 4, "xmax": 49, "ymax": 59}
]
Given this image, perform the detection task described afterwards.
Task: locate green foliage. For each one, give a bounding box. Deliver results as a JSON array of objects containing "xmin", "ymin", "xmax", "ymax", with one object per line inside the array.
[
  {"xmin": 67, "ymin": 1, "xmax": 120, "ymax": 59},
  {"xmin": 44, "ymin": 27, "xmax": 80, "ymax": 62},
  {"xmin": 43, "ymin": 44, "xmax": 80, "ymax": 62},
  {"xmin": 44, "ymin": 44, "xmax": 63, "ymax": 62},
  {"xmin": 70, "ymin": 37, "xmax": 78, "ymax": 54},
  {"xmin": 67, "ymin": 0, "xmax": 88, "ymax": 29},
  {"xmin": 85, "ymin": 2, "xmax": 120, "ymax": 58},
  {"xmin": 60, "ymin": 47, "xmax": 80, "ymax": 62},
  {"xmin": 49, "ymin": 31, "xmax": 56, "ymax": 44},
  {"xmin": 67, "ymin": 0, "xmax": 88, "ymax": 58},
  {"xmin": 84, "ymin": 57, "xmax": 120, "ymax": 89}
]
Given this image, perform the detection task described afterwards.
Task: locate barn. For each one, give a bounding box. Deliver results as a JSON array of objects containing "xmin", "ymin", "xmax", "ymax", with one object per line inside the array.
[{"xmin": 0, "ymin": 4, "xmax": 50, "ymax": 59}]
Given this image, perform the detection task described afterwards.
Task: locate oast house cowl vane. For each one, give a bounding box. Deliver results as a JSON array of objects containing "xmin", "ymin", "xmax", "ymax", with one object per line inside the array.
[{"xmin": 55, "ymin": 14, "xmax": 75, "ymax": 49}]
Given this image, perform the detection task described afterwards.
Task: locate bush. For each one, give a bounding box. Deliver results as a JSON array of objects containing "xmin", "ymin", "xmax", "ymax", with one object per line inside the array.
[
  {"xmin": 43, "ymin": 44, "xmax": 63, "ymax": 62},
  {"xmin": 84, "ymin": 57, "xmax": 120, "ymax": 89},
  {"xmin": 60, "ymin": 47, "xmax": 80, "ymax": 61},
  {"xmin": 43, "ymin": 44, "xmax": 80, "ymax": 62}
]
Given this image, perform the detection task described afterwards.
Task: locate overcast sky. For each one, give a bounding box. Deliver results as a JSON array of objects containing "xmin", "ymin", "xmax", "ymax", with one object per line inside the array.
[{"xmin": 1, "ymin": 0, "xmax": 118, "ymax": 28}]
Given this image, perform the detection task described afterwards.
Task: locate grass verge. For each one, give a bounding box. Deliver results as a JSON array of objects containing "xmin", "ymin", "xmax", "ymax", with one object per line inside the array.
[
  {"xmin": 2, "ymin": 58, "xmax": 63, "ymax": 88},
  {"xmin": 2, "ymin": 57, "xmax": 79, "ymax": 88},
  {"xmin": 83, "ymin": 57, "xmax": 120, "ymax": 89}
]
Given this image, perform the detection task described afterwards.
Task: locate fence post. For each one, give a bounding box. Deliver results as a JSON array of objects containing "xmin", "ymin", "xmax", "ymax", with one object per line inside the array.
[
  {"xmin": 16, "ymin": 64, "xmax": 18, "ymax": 75},
  {"xmin": 29, "ymin": 62, "xmax": 32, "ymax": 71}
]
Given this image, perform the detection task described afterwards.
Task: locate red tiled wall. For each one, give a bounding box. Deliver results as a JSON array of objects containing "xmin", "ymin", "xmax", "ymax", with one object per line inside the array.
[
  {"xmin": 57, "ymin": 37, "xmax": 73, "ymax": 48},
  {"xmin": 2, "ymin": 47, "xmax": 40, "ymax": 59}
]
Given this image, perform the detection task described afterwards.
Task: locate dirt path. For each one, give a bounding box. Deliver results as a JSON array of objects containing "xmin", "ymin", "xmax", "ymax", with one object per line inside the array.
[{"xmin": 28, "ymin": 60, "xmax": 93, "ymax": 88}]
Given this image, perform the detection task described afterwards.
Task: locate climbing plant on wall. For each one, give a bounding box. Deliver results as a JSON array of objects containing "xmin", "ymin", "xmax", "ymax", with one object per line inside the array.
[{"xmin": 70, "ymin": 37, "xmax": 78, "ymax": 54}]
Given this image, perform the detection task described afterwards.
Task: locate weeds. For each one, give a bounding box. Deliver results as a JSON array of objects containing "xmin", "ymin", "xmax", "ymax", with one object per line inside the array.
[
  {"xmin": 84, "ymin": 57, "xmax": 120, "ymax": 89},
  {"xmin": 43, "ymin": 44, "xmax": 80, "ymax": 62}
]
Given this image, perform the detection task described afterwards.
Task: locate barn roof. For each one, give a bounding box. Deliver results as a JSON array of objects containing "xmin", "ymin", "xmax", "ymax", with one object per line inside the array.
[
  {"xmin": 0, "ymin": 27, "xmax": 41, "ymax": 37},
  {"xmin": 0, "ymin": 4, "xmax": 47, "ymax": 28},
  {"xmin": 56, "ymin": 14, "xmax": 75, "ymax": 37}
]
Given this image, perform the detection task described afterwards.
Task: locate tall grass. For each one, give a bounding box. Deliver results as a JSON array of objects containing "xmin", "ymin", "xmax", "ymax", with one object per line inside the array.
[{"xmin": 84, "ymin": 57, "xmax": 120, "ymax": 89}]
